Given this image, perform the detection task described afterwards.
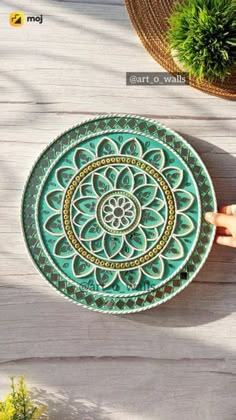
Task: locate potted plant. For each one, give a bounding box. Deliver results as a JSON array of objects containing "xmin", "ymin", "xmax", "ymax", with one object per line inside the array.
[
  {"xmin": 0, "ymin": 377, "xmax": 44, "ymax": 419},
  {"xmin": 168, "ymin": 0, "xmax": 236, "ymax": 81}
]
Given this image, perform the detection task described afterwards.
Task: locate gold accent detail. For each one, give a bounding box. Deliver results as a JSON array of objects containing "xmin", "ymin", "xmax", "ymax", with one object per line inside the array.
[{"xmin": 61, "ymin": 154, "xmax": 178, "ymax": 270}]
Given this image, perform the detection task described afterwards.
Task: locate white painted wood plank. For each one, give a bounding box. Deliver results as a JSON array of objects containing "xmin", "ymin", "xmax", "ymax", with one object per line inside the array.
[
  {"xmin": 0, "ymin": 273, "xmax": 235, "ymax": 362},
  {"xmin": 0, "ymin": 2, "xmax": 235, "ymax": 418},
  {"xmin": 0, "ymin": 359, "xmax": 235, "ymax": 420}
]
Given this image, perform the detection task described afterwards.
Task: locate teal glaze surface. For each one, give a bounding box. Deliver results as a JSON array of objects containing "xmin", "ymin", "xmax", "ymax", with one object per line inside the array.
[{"xmin": 22, "ymin": 115, "xmax": 217, "ymax": 313}]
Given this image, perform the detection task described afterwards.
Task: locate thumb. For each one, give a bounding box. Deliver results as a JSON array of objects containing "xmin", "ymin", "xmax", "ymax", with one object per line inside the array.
[{"xmin": 205, "ymin": 212, "xmax": 233, "ymax": 230}]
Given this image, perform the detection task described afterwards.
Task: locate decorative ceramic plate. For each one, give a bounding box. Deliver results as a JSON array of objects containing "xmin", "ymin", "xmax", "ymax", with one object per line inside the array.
[{"xmin": 22, "ymin": 115, "xmax": 217, "ymax": 313}]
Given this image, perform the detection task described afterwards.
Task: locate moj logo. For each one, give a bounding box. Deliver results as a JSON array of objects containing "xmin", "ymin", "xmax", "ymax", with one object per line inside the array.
[
  {"xmin": 9, "ymin": 11, "xmax": 44, "ymax": 27},
  {"xmin": 27, "ymin": 15, "xmax": 43, "ymax": 24}
]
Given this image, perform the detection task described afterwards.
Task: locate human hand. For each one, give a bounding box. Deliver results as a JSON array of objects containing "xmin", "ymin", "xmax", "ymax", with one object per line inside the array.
[{"xmin": 205, "ymin": 205, "xmax": 236, "ymax": 248}]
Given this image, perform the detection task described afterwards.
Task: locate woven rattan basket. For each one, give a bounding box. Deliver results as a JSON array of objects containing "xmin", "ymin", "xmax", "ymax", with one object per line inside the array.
[{"xmin": 125, "ymin": 0, "xmax": 236, "ymax": 99}]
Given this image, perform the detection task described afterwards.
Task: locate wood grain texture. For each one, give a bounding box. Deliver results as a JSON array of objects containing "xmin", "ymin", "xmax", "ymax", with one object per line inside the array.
[{"xmin": 0, "ymin": 0, "xmax": 235, "ymax": 419}]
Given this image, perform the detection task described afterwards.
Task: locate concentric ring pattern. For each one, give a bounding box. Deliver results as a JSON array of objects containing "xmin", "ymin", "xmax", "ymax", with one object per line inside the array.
[{"xmin": 22, "ymin": 115, "xmax": 217, "ymax": 313}]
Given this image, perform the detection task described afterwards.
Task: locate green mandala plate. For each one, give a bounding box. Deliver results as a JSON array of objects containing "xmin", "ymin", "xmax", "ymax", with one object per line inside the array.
[{"xmin": 22, "ymin": 115, "xmax": 217, "ymax": 313}]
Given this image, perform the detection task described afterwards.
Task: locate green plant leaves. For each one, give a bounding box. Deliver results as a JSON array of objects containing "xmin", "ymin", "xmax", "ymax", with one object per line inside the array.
[{"xmin": 168, "ymin": 0, "xmax": 236, "ymax": 81}]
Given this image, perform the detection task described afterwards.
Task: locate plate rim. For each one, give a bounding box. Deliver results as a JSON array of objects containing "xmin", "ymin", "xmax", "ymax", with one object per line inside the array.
[{"xmin": 21, "ymin": 113, "xmax": 217, "ymax": 313}]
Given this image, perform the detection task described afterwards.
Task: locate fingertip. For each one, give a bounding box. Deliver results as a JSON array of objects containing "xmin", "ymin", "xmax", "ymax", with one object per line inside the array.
[
  {"xmin": 205, "ymin": 212, "xmax": 214, "ymax": 223},
  {"xmin": 215, "ymin": 235, "xmax": 236, "ymax": 248}
]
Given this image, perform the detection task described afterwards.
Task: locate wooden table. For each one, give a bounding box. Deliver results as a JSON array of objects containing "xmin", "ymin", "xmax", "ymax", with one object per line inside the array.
[{"xmin": 0, "ymin": 1, "xmax": 235, "ymax": 419}]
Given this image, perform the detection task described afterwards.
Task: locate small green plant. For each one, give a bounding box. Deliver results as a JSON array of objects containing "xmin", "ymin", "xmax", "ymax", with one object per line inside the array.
[
  {"xmin": 0, "ymin": 377, "xmax": 44, "ymax": 420},
  {"xmin": 168, "ymin": 0, "xmax": 236, "ymax": 81}
]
